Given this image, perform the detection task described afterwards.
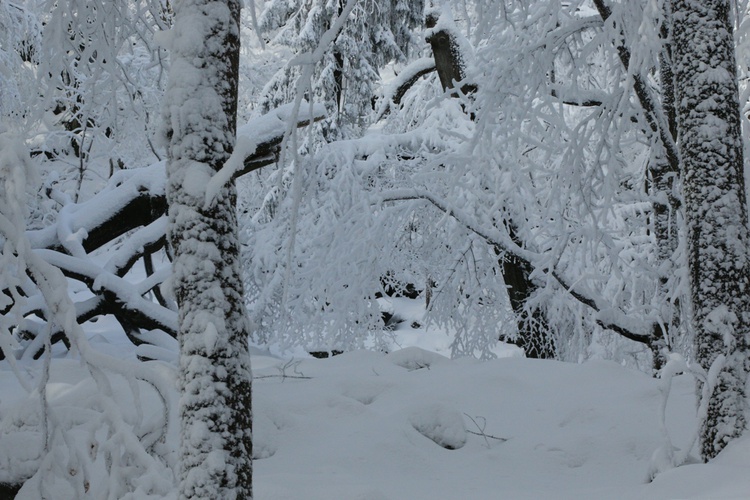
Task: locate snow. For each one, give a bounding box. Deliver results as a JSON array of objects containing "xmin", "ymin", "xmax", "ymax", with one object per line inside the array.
[
  {"xmin": 249, "ymin": 348, "xmax": 747, "ymax": 499},
  {"xmin": 26, "ymin": 161, "xmax": 167, "ymax": 251},
  {"xmin": 250, "ymin": 346, "xmax": 746, "ymax": 500},
  {"xmin": 409, "ymin": 403, "xmax": 468, "ymax": 450},
  {"xmin": 3, "ymin": 304, "xmax": 750, "ymax": 498},
  {"xmin": 205, "ymin": 101, "xmax": 326, "ymax": 207},
  {"xmin": 5, "ymin": 1, "xmax": 750, "ymax": 498}
]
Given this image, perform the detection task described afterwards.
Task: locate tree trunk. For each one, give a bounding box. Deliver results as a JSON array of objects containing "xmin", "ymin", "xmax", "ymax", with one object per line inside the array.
[
  {"xmin": 163, "ymin": 0, "xmax": 252, "ymax": 497},
  {"xmin": 671, "ymin": 0, "xmax": 749, "ymax": 461},
  {"xmin": 647, "ymin": 9, "xmax": 681, "ymax": 374},
  {"xmin": 425, "ymin": 12, "xmax": 476, "ymax": 97},
  {"xmin": 499, "ymin": 243, "xmax": 555, "ymax": 359},
  {"xmin": 426, "ymin": 10, "xmax": 552, "ymax": 358}
]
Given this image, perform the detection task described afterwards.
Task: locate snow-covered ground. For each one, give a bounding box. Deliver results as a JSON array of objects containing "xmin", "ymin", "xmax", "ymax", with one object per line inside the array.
[
  {"xmin": 252, "ymin": 350, "xmax": 749, "ymax": 500},
  {"xmin": 2, "ymin": 303, "xmax": 750, "ymax": 499}
]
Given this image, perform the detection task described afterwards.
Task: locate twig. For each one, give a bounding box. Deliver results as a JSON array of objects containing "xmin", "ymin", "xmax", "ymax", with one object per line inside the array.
[
  {"xmin": 254, "ymin": 374, "xmax": 312, "ymax": 380},
  {"xmin": 463, "ymin": 413, "xmax": 508, "ymax": 448},
  {"xmin": 255, "ymin": 359, "xmax": 312, "ymax": 382}
]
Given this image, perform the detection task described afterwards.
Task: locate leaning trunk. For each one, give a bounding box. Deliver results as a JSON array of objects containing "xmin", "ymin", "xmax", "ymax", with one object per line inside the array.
[{"xmin": 427, "ymin": 9, "xmax": 552, "ymax": 358}]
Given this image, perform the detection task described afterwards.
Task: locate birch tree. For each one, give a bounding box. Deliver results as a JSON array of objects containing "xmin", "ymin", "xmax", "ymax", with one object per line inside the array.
[
  {"xmin": 162, "ymin": 0, "xmax": 253, "ymax": 497},
  {"xmin": 671, "ymin": 0, "xmax": 749, "ymax": 461}
]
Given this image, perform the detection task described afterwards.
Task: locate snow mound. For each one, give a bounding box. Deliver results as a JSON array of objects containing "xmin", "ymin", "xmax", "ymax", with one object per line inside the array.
[
  {"xmin": 409, "ymin": 403, "xmax": 467, "ymax": 450},
  {"xmin": 386, "ymin": 347, "xmax": 448, "ymax": 371},
  {"xmin": 252, "ymin": 413, "xmax": 279, "ymax": 460},
  {"xmin": 341, "ymin": 380, "xmax": 392, "ymax": 405}
]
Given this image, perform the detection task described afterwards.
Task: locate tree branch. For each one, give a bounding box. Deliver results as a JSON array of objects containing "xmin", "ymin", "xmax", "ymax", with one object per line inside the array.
[
  {"xmin": 34, "ymin": 249, "xmax": 178, "ymax": 335},
  {"xmin": 381, "ymin": 189, "xmax": 653, "ymax": 345},
  {"xmin": 592, "ymin": 0, "xmax": 680, "ymax": 175},
  {"xmin": 377, "ymin": 57, "xmax": 437, "ymax": 119}
]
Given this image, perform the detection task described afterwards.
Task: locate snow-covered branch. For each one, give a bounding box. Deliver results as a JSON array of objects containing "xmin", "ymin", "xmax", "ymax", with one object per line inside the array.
[
  {"xmin": 592, "ymin": 0, "xmax": 680, "ymax": 174},
  {"xmin": 6, "ymin": 106, "xmax": 327, "ymax": 358},
  {"xmin": 377, "ymin": 57, "xmax": 437, "ymax": 119},
  {"xmin": 380, "ymin": 189, "xmax": 653, "ymax": 346}
]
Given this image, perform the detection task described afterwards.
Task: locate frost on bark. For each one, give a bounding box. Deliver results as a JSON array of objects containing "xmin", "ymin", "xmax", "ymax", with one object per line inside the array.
[
  {"xmin": 671, "ymin": 0, "xmax": 749, "ymax": 461},
  {"xmin": 163, "ymin": 0, "xmax": 252, "ymax": 497}
]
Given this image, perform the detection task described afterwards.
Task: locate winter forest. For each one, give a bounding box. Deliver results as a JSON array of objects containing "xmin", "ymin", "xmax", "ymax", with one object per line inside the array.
[{"xmin": 2, "ymin": 0, "xmax": 750, "ymax": 498}]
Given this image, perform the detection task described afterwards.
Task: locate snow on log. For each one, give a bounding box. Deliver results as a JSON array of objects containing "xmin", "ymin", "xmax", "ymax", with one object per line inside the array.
[
  {"xmin": 376, "ymin": 57, "xmax": 436, "ymax": 119},
  {"xmin": 3, "ymin": 105, "xmax": 326, "ymax": 359}
]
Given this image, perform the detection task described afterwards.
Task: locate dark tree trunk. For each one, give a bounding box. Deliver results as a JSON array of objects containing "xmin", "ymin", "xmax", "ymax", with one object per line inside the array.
[
  {"xmin": 425, "ymin": 13, "xmax": 476, "ymax": 97},
  {"xmin": 333, "ymin": 0, "xmax": 345, "ymax": 114},
  {"xmin": 0, "ymin": 482, "xmax": 21, "ymax": 499},
  {"xmin": 164, "ymin": 0, "xmax": 252, "ymax": 497},
  {"xmin": 671, "ymin": 0, "xmax": 749, "ymax": 461},
  {"xmin": 499, "ymin": 243, "xmax": 554, "ymax": 359}
]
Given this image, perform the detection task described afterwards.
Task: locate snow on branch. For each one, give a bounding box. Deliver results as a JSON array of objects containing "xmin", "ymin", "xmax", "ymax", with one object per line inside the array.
[
  {"xmin": 377, "ymin": 57, "xmax": 437, "ymax": 119},
  {"xmin": 27, "ymin": 161, "xmax": 168, "ymax": 254},
  {"xmin": 5, "ymin": 106, "xmax": 326, "ymax": 359},
  {"xmin": 28, "ymin": 105, "xmax": 327, "ymax": 256},
  {"xmin": 0, "ymin": 131, "xmax": 176, "ymax": 495},
  {"xmin": 205, "ymin": 101, "xmax": 326, "ymax": 207},
  {"xmin": 550, "ymin": 86, "xmax": 612, "ymax": 108},
  {"xmin": 380, "ymin": 188, "xmax": 653, "ymax": 346},
  {"xmin": 592, "ymin": 0, "xmax": 679, "ymax": 174}
]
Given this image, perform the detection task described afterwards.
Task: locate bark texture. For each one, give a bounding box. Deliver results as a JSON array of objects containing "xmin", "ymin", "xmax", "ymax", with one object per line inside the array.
[
  {"xmin": 425, "ymin": 13, "xmax": 476, "ymax": 97},
  {"xmin": 671, "ymin": 0, "xmax": 749, "ymax": 461},
  {"xmin": 164, "ymin": 0, "xmax": 252, "ymax": 497}
]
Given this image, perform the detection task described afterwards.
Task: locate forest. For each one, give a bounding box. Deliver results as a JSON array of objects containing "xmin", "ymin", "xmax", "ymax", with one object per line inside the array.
[{"xmin": 1, "ymin": 0, "xmax": 750, "ymax": 498}]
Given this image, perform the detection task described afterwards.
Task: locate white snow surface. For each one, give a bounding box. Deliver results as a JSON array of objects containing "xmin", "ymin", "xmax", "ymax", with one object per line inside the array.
[
  {"xmin": 205, "ymin": 101, "xmax": 326, "ymax": 207},
  {"xmin": 250, "ymin": 351, "xmax": 748, "ymax": 500},
  {"xmin": 2, "ymin": 302, "xmax": 750, "ymax": 499}
]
